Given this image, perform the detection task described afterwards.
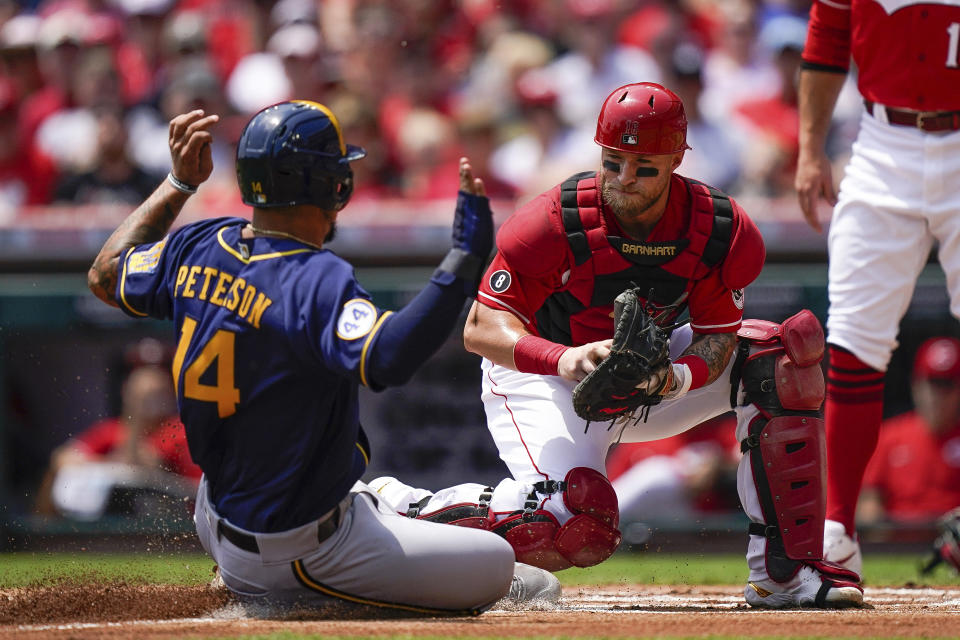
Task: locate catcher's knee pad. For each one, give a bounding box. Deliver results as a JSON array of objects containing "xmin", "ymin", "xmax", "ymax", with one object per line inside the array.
[
  {"xmin": 734, "ymin": 309, "xmax": 825, "ymax": 414},
  {"xmin": 405, "ymin": 487, "xmax": 495, "ymax": 530},
  {"xmin": 735, "ymin": 310, "xmax": 828, "ymax": 581},
  {"xmin": 492, "ymin": 467, "xmax": 622, "ymax": 572}
]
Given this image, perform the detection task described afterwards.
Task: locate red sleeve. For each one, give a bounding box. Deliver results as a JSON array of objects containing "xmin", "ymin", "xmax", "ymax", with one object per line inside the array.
[
  {"xmin": 150, "ymin": 419, "xmax": 202, "ymax": 480},
  {"xmin": 802, "ymin": 0, "xmax": 852, "ymax": 72},
  {"xmin": 721, "ymin": 198, "xmax": 764, "ymax": 291},
  {"xmin": 476, "ymin": 189, "xmax": 570, "ymax": 332},
  {"xmin": 72, "ymin": 418, "xmax": 124, "ymax": 456},
  {"xmin": 687, "ymin": 269, "xmax": 743, "ymax": 333}
]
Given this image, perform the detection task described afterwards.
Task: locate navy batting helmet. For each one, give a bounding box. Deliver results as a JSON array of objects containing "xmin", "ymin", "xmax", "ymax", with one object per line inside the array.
[{"xmin": 236, "ymin": 100, "xmax": 367, "ymax": 211}]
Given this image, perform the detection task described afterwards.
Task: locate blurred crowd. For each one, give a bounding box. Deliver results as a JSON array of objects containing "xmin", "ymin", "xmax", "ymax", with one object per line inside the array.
[{"xmin": 0, "ymin": 0, "xmax": 866, "ymax": 220}]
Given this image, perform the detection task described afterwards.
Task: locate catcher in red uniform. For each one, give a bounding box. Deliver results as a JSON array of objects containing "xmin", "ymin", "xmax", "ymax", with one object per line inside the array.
[{"xmin": 372, "ymin": 82, "xmax": 863, "ymax": 608}]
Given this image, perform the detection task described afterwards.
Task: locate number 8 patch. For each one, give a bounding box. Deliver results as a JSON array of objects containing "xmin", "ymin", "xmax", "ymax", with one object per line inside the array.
[
  {"xmin": 489, "ymin": 270, "xmax": 512, "ymax": 293},
  {"xmin": 336, "ymin": 298, "xmax": 378, "ymax": 340}
]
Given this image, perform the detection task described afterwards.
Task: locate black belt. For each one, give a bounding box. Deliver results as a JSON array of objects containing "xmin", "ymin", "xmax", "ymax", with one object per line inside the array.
[
  {"xmin": 217, "ymin": 508, "xmax": 340, "ymax": 554},
  {"xmin": 864, "ymin": 100, "xmax": 960, "ymax": 132}
]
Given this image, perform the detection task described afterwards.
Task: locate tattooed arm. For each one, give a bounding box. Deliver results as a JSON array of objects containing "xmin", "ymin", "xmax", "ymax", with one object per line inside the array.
[
  {"xmin": 88, "ymin": 110, "xmax": 219, "ymax": 306},
  {"xmin": 681, "ymin": 331, "xmax": 738, "ymax": 385}
]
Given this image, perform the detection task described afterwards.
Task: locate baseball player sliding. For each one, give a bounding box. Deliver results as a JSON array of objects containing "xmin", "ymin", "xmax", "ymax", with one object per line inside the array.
[
  {"xmin": 87, "ymin": 101, "xmax": 560, "ymax": 615},
  {"xmin": 372, "ymin": 82, "xmax": 865, "ymax": 609},
  {"xmin": 795, "ymin": 0, "xmax": 960, "ymax": 576}
]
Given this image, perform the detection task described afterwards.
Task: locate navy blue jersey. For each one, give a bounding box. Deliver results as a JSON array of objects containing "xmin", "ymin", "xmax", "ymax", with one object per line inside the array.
[{"xmin": 116, "ymin": 217, "xmax": 381, "ymax": 532}]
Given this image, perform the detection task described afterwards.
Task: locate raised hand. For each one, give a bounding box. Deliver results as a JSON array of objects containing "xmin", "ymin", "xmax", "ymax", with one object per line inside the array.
[
  {"xmin": 169, "ymin": 109, "xmax": 220, "ymax": 188},
  {"xmin": 452, "ymin": 156, "xmax": 493, "ymax": 258}
]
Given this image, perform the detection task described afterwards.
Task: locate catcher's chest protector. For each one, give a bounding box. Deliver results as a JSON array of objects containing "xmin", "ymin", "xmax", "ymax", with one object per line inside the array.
[{"xmin": 535, "ymin": 173, "xmax": 734, "ymax": 345}]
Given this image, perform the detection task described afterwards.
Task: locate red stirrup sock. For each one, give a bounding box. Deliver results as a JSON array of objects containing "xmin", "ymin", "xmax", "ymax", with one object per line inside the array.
[{"xmin": 824, "ymin": 345, "xmax": 884, "ymax": 534}]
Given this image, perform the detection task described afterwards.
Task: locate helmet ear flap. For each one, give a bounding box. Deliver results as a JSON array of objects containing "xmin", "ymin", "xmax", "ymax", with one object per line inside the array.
[{"xmin": 333, "ymin": 172, "xmax": 354, "ymax": 211}]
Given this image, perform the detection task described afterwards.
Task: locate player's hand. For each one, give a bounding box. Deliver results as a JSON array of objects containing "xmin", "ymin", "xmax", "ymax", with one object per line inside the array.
[
  {"xmin": 794, "ymin": 148, "xmax": 836, "ymax": 234},
  {"xmin": 452, "ymin": 156, "xmax": 493, "ymax": 257},
  {"xmin": 459, "ymin": 156, "xmax": 486, "ymax": 196},
  {"xmin": 169, "ymin": 109, "xmax": 220, "ymax": 188},
  {"xmin": 558, "ymin": 339, "xmax": 612, "ymax": 382}
]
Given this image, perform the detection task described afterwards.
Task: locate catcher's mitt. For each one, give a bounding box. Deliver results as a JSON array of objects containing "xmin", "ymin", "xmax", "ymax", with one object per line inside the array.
[
  {"xmin": 921, "ymin": 508, "xmax": 960, "ymax": 576},
  {"xmin": 572, "ymin": 287, "xmax": 671, "ymax": 422}
]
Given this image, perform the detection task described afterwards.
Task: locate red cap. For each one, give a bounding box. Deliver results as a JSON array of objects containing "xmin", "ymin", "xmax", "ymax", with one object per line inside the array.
[
  {"xmin": 515, "ymin": 69, "xmax": 558, "ymax": 108},
  {"xmin": 914, "ymin": 337, "xmax": 960, "ymax": 381},
  {"xmin": 594, "ymin": 82, "xmax": 691, "ymax": 155}
]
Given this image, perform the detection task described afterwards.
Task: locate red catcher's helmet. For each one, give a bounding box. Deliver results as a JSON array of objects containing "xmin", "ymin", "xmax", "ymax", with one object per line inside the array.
[{"xmin": 594, "ymin": 82, "xmax": 691, "ymax": 155}]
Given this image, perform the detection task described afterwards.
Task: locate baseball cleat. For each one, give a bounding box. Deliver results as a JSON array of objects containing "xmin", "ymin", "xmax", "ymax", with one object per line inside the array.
[
  {"xmin": 209, "ymin": 565, "xmax": 226, "ymax": 590},
  {"xmin": 506, "ymin": 562, "xmax": 562, "ymax": 603},
  {"xmin": 744, "ymin": 566, "xmax": 864, "ymax": 609},
  {"xmin": 824, "ymin": 519, "xmax": 863, "ymax": 576}
]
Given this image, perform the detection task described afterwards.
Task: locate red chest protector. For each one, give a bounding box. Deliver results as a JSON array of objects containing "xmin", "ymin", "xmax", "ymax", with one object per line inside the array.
[{"xmin": 535, "ymin": 172, "xmax": 734, "ymax": 346}]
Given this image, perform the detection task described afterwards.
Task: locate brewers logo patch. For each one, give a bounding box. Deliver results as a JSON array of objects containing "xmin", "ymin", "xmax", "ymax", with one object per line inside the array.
[
  {"xmin": 732, "ymin": 288, "xmax": 744, "ymax": 310},
  {"xmin": 336, "ymin": 298, "xmax": 377, "ymax": 340},
  {"xmin": 489, "ymin": 270, "xmax": 512, "ymax": 293},
  {"xmin": 127, "ymin": 237, "xmax": 168, "ymax": 274}
]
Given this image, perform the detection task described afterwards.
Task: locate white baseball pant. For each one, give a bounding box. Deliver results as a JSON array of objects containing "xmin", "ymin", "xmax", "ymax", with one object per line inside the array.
[
  {"xmin": 827, "ymin": 111, "xmax": 960, "ymax": 370},
  {"xmin": 194, "ymin": 476, "xmax": 515, "ymax": 615}
]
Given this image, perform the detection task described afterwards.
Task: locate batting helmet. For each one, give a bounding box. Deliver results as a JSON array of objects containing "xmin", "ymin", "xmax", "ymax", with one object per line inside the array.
[
  {"xmin": 594, "ymin": 82, "xmax": 691, "ymax": 155},
  {"xmin": 236, "ymin": 100, "xmax": 366, "ymax": 211}
]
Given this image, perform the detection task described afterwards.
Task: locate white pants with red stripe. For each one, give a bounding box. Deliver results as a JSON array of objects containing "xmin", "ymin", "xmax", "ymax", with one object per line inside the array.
[
  {"xmin": 194, "ymin": 476, "xmax": 514, "ymax": 614},
  {"xmin": 827, "ymin": 112, "xmax": 960, "ymax": 370}
]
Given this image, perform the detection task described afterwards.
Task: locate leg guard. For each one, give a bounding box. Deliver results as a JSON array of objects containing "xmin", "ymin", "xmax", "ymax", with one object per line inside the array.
[
  {"xmin": 735, "ymin": 310, "xmax": 830, "ymax": 581},
  {"xmin": 492, "ymin": 467, "xmax": 622, "ymax": 572}
]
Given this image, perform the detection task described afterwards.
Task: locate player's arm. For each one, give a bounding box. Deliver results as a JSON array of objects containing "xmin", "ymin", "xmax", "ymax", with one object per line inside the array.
[
  {"xmin": 362, "ymin": 158, "xmax": 493, "ymax": 387},
  {"xmin": 795, "ymin": 0, "xmax": 851, "ymax": 232},
  {"xmin": 795, "ymin": 70, "xmax": 846, "ymax": 232},
  {"xmin": 463, "ymin": 302, "xmax": 611, "ymax": 382},
  {"xmin": 88, "ymin": 110, "xmax": 218, "ymax": 306},
  {"xmin": 673, "ymin": 331, "xmax": 738, "ymax": 389}
]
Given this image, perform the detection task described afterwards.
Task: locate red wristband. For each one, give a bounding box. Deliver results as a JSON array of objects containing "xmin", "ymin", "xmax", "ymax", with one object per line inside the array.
[
  {"xmin": 675, "ymin": 355, "xmax": 709, "ymax": 390},
  {"xmin": 513, "ymin": 335, "xmax": 569, "ymax": 376}
]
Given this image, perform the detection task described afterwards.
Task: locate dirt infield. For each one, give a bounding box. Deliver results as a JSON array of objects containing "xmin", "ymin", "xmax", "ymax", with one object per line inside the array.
[{"xmin": 4, "ymin": 583, "xmax": 959, "ymax": 639}]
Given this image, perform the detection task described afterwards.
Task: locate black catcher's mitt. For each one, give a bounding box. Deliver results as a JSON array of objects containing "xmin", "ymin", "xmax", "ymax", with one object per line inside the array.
[
  {"xmin": 921, "ymin": 508, "xmax": 960, "ymax": 576},
  {"xmin": 572, "ymin": 287, "xmax": 671, "ymax": 422}
]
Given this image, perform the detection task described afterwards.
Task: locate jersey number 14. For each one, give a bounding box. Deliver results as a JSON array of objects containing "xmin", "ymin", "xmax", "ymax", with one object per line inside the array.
[{"xmin": 173, "ymin": 315, "xmax": 241, "ymax": 418}]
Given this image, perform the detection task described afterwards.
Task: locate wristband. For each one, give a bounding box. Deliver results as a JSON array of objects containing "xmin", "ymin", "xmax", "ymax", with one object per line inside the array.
[
  {"xmin": 675, "ymin": 354, "xmax": 709, "ymax": 390},
  {"xmin": 663, "ymin": 363, "xmax": 693, "ymax": 400},
  {"xmin": 513, "ymin": 335, "xmax": 569, "ymax": 376},
  {"xmin": 167, "ymin": 172, "xmax": 198, "ymax": 194}
]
